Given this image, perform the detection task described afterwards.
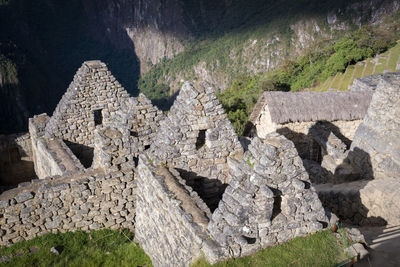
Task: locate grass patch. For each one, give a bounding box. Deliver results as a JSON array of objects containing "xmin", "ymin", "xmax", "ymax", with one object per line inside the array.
[
  {"xmin": 339, "ymin": 65, "xmax": 354, "ymax": 91},
  {"xmin": 331, "ymin": 73, "xmax": 343, "ymax": 90},
  {"xmin": 192, "ymin": 230, "xmax": 346, "ymax": 267},
  {"xmin": 353, "ymin": 63, "xmax": 365, "ymax": 79},
  {"xmin": 363, "ymin": 59, "xmax": 375, "ymax": 76},
  {"xmin": 387, "ymin": 42, "xmax": 400, "ymax": 71},
  {"xmin": 0, "ymin": 229, "xmax": 152, "ymax": 267},
  {"xmin": 374, "ymin": 58, "xmax": 387, "ymax": 74}
]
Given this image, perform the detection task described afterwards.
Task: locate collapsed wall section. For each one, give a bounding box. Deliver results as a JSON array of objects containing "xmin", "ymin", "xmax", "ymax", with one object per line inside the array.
[
  {"xmin": 0, "ymin": 169, "xmax": 136, "ymax": 246},
  {"xmin": 349, "ymin": 73, "xmax": 400, "ymax": 179},
  {"xmin": 208, "ymin": 134, "xmax": 328, "ymax": 258},
  {"xmin": 92, "ymin": 126, "xmax": 135, "ymax": 172},
  {"xmin": 136, "ymin": 155, "xmax": 226, "ymax": 267},
  {"xmin": 112, "ymin": 94, "xmax": 165, "ymax": 158}
]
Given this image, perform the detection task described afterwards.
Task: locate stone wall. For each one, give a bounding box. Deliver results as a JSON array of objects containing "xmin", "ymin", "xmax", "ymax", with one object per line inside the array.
[
  {"xmin": 275, "ymin": 120, "xmax": 362, "ymax": 159},
  {"xmin": 208, "ymin": 135, "xmax": 328, "ymax": 258},
  {"xmin": 112, "ymin": 94, "xmax": 165, "ymax": 158},
  {"xmin": 349, "ymin": 73, "xmax": 400, "ymax": 179},
  {"xmin": 92, "ymin": 126, "xmax": 135, "ymax": 172},
  {"xmin": 30, "ymin": 114, "xmax": 84, "ymax": 179},
  {"xmin": 44, "ymin": 61, "xmax": 132, "ymax": 147},
  {"xmin": 148, "ymin": 82, "xmax": 243, "ymax": 184},
  {"xmin": 43, "ymin": 61, "xmax": 164, "ymax": 168},
  {"xmin": 316, "ymin": 178, "xmax": 400, "ymax": 226},
  {"xmin": 136, "ymin": 155, "xmax": 225, "ymax": 267},
  {"xmin": 0, "ymin": 169, "xmax": 136, "ymax": 246}
]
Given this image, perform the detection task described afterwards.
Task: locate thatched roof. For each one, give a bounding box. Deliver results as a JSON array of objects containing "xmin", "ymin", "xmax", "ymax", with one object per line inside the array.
[{"xmin": 249, "ymin": 91, "xmax": 373, "ymax": 125}]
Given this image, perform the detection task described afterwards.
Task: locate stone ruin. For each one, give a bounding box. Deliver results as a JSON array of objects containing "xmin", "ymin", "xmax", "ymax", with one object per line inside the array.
[
  {"xmin": 0, "ymin": 61, "xmax": 164, "ymax": 246},
  {"xmin": 0, "ymin": 59, "xmax": 399, "ymax": 266},
  {"xmin": 135, "ymin": 82, "xmax": 329, "ymax": 266},
  {"xmin": 317, "ymin": 73, "xmax": 400, "ymax": 226}
]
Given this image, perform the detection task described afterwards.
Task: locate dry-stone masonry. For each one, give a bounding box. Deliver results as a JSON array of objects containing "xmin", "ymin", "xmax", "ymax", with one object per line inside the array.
[
  {"xmin": 148, "ymin": 82, "xmax": 243, "ymax": 184},
  {"xmin": 29, "ymin": 114, "xmax": 84, "ymax": 179},
  {"xmin": 0, "ymin": 60, "xmax": 162, "ymax": 248},
  {"xmin": 208, "ymin": 135, "xmax": 328, "ymax": 258},
  {"xmin": 136, "ymin": 82, "xmax": 330, "ymax": 266},
  {"xmin": 43, "ymin": 60, "xmax": 164, "ymax": 170},
  {"xmin": 349, "ymin": 72, "xmax": 400, "ymax": 179},
  {"xmin": 136, "ymin": 155, "xmax": 225, "ymax": 267},
  {"xmin": 4, "ymin": 63, "xmax": 400, "ymax": 267},
  {"xmin": 92, "ymin": 126, "xmax": 135, "ymax": 172},
  {"xmin": 0, "ymin": 169, "xmax": 136, "ymax": 246},
  {"xmin": 316, "ymin": 178, "xmax": 400, "ymax": 225},
  {"xmin": 349, "ymin": 73, "xmax": 384, "ymax": 92},
  {"xmin": 44, "ymin": 61, "xmax": 132, "ymax": 146}
]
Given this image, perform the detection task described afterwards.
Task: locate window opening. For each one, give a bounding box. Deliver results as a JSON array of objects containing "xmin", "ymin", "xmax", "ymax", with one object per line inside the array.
[
  {"xmin": 195, "ymin": 130, "xmax": 206, "ymax": 150},
  {"xmin": 94, "ymin": 109, "xmax": 103, "ymax": 126}
]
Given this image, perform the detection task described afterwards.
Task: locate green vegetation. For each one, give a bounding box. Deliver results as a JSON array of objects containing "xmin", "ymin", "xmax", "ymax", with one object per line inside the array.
[
  {"xmin": 0, "ymin": 229, "xmax": 152, "ymax": 267},
  {"xmin": 268, "ymin": 27, "xmax": 397, "ymax": 92},
  {"xmin": 213, "ymin": 29, "xmax": 399, "ymax": 135},
  {"xmin": 0, "ymin": 54, "xmax": 18, "ymax": 85},
  {"xmin": 217, "ymin": 75, "xmax": 265, "ymax": 135},
  {"xmin": 0, "ymin": 228, "xmax": 350, "ymax": 267},
  {"xmin": 313, "ymin": 40, "xmax": 400, "ymax": 91},
  {"xmin": 192, "ymin": 230, "xmax": 347, "ymax": 267}
]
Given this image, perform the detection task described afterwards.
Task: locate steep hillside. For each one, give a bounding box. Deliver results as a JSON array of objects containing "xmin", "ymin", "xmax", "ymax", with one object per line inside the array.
[
  {"xmin": 139, "ymin": 0, "xmax": 400, "ymax": 108},
  {"xmin": 310, "ymin": 40, "xmax": 400, "ymax": 91},
  {"xmin": 1, "ymin": 0, "xmax": 400, "ymax": 132}
]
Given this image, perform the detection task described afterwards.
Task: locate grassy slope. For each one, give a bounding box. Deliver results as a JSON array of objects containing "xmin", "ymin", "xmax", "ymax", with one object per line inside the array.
[
  {"xmin": 311, "ymin": 41, "xmax": 400, "ymax": 91},
  {"xmin": 0, "ymin": 229, "xmax": 349, "ymax": 267}
]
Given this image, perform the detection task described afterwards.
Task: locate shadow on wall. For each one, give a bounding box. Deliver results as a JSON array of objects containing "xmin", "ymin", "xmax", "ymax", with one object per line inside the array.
[
  {"xmin": 358, "ymin": 225, "xmax": 400, "ymax": 266},
  {"xmin": 0, "ymin": 144, "xmax": 37, "ymax": 189},
  {"xmin": 248, "ymin": 121, "xmax": 386, "ymax": 226},
  {"xmin": 63, "ymin": 140, "xmax": 94, "ymax": 169},
  {"xmin": 176, "ymin": 168, "xmax": 228, "ymax": 213}
]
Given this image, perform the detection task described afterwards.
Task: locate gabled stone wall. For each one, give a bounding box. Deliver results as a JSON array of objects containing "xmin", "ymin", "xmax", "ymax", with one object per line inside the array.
[
  {"xmin": 43, "ymin": 61, "xmax": 164, "ymax": 170},
  {"xmin": 148, "ymin": 82, "xmax": 243, "ymax": 184},
  {"xmin": 45, "ymin": 61, "xmax": 132, "ymax": 147}
]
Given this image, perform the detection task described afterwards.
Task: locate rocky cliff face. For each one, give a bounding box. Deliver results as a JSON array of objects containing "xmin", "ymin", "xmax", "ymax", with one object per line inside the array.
[{"xmin": 81, "ymin": 0, "xmax": 192, "ymax": 74}]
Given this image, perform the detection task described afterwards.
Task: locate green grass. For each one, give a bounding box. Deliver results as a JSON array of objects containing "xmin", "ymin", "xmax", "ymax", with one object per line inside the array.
[
  {"xmin": 387, "ymin": 42, "xmax": 400, "ymax": 71},
  {"xmin": 0, "ymin": 229, "xmax": 152, "ymax": 267},
  {"xmin": 339, "ymin": 65, "xmax": 354, "ymax": 91},
  {"xmin": 331, "ymin": 73, "xmax": 343, "ymax": 90},
  {"xmin": 363, "ymin": 59, "xmax": 375, "ymax": 76},
  {"xmin": 353, "ymin": 63, "xmax": 365, "ymax": 79},
  {"xmin": 0, "ymin": 229, "xmax": 352, "ymax": 267},
  {"xmin": 374, "ymin": 57, "xmax": 387, "ymax": 74},
  {"xmin": 192, "ymin": 230, "xmax": 347, "ymax": 267}
]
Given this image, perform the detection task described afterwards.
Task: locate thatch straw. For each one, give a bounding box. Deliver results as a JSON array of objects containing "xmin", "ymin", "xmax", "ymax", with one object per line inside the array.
[{"xmin": 249, "ymin": 91, "xmax": 373, "ymax": 125}]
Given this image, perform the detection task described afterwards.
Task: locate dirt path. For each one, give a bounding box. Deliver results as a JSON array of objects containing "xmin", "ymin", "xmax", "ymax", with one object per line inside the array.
[{"xmin": 357, "ymin": 225, "xmax": 400, "ymax": 266}]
